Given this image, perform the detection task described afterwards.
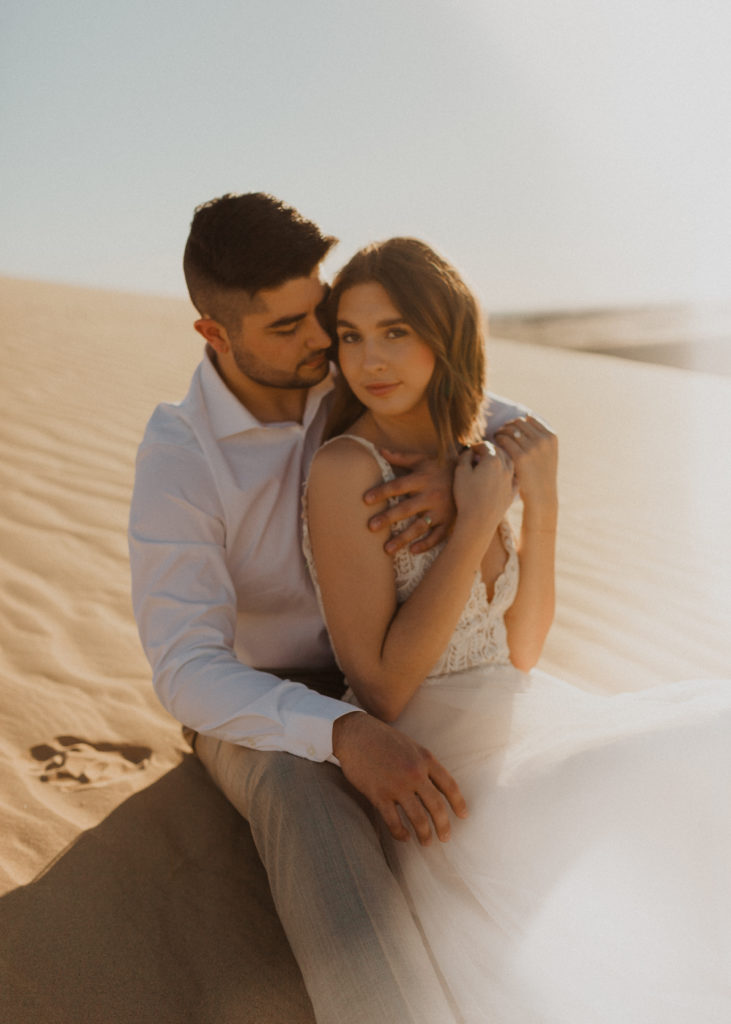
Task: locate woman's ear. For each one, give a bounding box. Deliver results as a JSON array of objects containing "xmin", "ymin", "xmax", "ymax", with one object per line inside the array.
[{"xmin": 194, "ymin": 318, "xmax": 230, "ymax": 355}]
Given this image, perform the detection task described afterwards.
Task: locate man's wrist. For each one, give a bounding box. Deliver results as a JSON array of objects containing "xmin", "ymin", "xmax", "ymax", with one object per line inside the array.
[{"xmin": 331, "ymin": 708, "xmax": 367, "ymax": 762}]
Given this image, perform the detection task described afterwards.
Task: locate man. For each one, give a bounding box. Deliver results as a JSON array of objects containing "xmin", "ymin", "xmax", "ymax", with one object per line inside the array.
[{"xmin": 129, "ymin": 192, "xmax": 528, "ymax": 1023}]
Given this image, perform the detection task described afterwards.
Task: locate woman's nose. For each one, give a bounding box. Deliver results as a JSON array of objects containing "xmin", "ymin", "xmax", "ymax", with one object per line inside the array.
[{"xmin": 362, "ymin": 338, "xmax": 387, "ymax": 369}]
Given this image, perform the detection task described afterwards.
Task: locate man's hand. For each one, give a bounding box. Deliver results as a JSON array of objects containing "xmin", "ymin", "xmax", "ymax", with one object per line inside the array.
[
  {"xmin": 362, "ymin": 449, "xmax": 456, "ymax": 555},
  {"xmin": 332, "ymin": 711, "xmax": 468, "ymax": 844}
]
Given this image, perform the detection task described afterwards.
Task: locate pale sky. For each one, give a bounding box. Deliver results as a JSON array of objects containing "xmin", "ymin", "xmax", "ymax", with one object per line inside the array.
[{"xmin": 2, "ymin": 0, "xmax": 730, "ymax": 312}]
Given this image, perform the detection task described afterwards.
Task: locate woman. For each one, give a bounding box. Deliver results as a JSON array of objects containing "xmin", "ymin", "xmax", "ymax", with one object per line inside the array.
[{"xmin": 303, "ymin": 238, "xmax": 730, "ymax": 1023}]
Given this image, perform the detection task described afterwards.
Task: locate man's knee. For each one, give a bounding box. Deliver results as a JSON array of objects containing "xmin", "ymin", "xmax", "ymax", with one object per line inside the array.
[
  {"xmin": 197, "ymin": 737, "xmax": 377, "ymax": 859},
  {"xmin": 247, "ymin": 750, "xmax": 364, "ymax": 826},
  {"xmin": 251, "ymin": 748, "xmax": 325, "ymax": 791}
]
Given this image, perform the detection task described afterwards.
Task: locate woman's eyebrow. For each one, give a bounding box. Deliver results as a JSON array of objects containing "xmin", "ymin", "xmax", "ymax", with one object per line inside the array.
[{"xmin": 336, "ymin": 317, "xmax": 407, "ymax": 328}]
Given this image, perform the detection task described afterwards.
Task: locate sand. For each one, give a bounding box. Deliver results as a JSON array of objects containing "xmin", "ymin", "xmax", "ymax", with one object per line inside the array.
[
  {"xmin": 1, "ymin": 276, "xmax": 730, "ymax": 1022},
  {"xmin": 491, "ymin": 302, "xmax": 731, "ymax": 375}
]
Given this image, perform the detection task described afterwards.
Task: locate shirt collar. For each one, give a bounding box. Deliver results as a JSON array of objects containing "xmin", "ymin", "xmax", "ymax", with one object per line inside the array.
[{"xmin": 198, "ymin": 346, "xmax": 334, "ymax": 440}]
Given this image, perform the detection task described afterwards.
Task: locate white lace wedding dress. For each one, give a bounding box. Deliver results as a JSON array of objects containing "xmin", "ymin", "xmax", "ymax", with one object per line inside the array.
[{"xmin": 303, "ymin": 437, "xmax": 731, "ymax": 1024}]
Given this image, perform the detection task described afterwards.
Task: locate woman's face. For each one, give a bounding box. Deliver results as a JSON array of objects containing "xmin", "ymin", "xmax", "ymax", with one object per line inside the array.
[{"xmin": 335, "ymin": 282, "xmax": 436, "ymax": 420}]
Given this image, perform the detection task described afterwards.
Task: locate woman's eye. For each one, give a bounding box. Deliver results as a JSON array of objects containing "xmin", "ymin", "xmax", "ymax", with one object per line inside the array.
[
  {"xmin": 386, "ymin": 328, "xmax": 407, "ymax": 339},
  {"xmin": 339, "ymin": 332, "xmax": 359, "ymax": 344}
]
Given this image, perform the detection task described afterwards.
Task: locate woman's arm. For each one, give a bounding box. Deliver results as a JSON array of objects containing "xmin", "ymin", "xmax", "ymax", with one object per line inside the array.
[
  {"xmin": 306, "ymin": 439, "xmax": 514, "ymax": 721},
  {"xmin": 494, "ymin": 417, "xmax": 559, "ymax": 670}
]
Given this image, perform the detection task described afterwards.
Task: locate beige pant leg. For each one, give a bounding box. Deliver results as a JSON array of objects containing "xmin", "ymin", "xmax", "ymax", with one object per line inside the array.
[{"xmin": 195, "ymin": 735, "xmax": 457, "ymax": 1024}]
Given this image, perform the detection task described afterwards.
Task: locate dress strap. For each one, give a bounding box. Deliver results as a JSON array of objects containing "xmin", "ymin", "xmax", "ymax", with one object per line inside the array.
[{"xmin": 316, "ymin": 434, "xmax": 396, "ymax": 485}]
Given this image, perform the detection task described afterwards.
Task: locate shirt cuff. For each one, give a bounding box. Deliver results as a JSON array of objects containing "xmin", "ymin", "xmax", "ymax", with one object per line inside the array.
[
  {"xmin": 325, "ymin": 705, "xmax": 366, "ymax": 766},
  {"xmin": 286, "ymin": 691, "xmax": 365, "ymax": 763}
]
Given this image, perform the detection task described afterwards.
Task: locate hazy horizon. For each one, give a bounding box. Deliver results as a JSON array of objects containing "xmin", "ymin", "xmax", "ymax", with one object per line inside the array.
[{"xmin": 2, "ymin": 1, "xmax": 730, "ymax": 314}]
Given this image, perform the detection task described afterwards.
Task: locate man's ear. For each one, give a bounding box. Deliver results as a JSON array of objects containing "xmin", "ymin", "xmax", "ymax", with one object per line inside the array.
[{"xmin": 194, "ymin": 318, "xmax": 230, "ymax": 355}]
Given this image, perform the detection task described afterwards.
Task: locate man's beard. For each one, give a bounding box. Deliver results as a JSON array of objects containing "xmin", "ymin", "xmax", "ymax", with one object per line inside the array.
[{"xmin": 231, "ymin": 341, "xmax": 330, "ymax": 390}]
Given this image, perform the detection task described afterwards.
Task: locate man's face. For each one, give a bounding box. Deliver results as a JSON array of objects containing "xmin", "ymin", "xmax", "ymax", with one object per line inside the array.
[{"xmin": 229, "ymin": 271, "xmax": 331, "ymax": 390}]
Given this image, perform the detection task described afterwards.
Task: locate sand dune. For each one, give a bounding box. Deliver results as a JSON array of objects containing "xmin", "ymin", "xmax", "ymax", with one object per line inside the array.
[
  {"xmin": 1, "ymin": 276, "xmax": 729, "ymax": 1022},
  {"xmin": 491, "ymin": 302, "xmax": 731, "ymax": 374}
]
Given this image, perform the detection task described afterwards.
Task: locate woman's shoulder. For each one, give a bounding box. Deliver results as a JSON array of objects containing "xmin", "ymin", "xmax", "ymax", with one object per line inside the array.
[
  {"xmin": 308, "ymin": 435, "xmax": 390, "ymax": 508},
  {"xmin": 311, "ymin": 434, "xmax": 384, "ymax": 474}
]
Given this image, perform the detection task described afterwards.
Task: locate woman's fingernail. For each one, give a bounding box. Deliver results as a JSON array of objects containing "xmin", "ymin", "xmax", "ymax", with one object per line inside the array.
[{"xmin": 369, "ymin": 516, "xmax": 384, "ymax": 530}]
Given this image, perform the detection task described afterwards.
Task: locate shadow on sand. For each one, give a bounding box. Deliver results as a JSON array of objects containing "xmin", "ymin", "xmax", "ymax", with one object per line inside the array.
[{"xmin": 0, "ymin": 755, "xmax": 315, "ymax": 1024}]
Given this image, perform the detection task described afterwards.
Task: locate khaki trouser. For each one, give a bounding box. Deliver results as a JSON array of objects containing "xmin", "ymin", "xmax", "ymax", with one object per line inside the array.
[{"xmin": 194, "ymin": 683, "xmax": 456, "ymax": 1023}]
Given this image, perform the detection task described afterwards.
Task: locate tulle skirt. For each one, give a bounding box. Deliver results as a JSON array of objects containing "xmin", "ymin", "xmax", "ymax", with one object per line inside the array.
[{"xmin": 385, "ymin": 666, "xmax": 731, "ymax": 1023}]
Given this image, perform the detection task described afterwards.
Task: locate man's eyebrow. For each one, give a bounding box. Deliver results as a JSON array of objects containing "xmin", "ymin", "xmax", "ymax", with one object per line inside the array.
[{"xmin": 266, "ymin": 312, "xmax": 306, "ymax": 330}]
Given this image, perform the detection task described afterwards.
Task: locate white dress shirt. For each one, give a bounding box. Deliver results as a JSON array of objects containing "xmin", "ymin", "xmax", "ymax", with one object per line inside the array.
[{"xmin": 129, "ymin": 347, "xmax": 529, "ymax": 762}]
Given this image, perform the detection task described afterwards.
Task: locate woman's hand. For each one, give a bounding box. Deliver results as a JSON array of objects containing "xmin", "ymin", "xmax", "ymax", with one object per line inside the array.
[
  {"xmin": 494, "ymin": 417, "xmax": 558, "ymax": 668},
  {"xmin": 452, "ymin": 442, "xmax": 514, "ymax": 547},
  {"xmin": 494, "ymin": 417, "xmax": 558, "ymax": 529}
]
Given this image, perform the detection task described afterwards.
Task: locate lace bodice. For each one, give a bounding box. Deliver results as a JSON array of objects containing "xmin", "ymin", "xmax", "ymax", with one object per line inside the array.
[{"xmin": 302, "ymin": 436, "xmax": 519, "ymax": 678}]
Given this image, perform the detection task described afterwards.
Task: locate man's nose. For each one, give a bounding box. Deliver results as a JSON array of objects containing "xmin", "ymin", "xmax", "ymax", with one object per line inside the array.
[{"xmin": 305, "ymin": 318, "xmax": 331, "ymax": 350}]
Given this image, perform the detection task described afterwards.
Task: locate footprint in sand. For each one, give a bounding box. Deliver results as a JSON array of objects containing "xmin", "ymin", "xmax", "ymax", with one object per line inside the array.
[{"xmin": 30, "ymin": 735, "xmax": 152, "ymax": 789}]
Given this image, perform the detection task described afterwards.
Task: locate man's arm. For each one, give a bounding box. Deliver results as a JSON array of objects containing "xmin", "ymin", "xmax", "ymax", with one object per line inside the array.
[
  {"xmin": 482, "ymin": 391, "xmax": 534, "ymax": 437},
  {"xmin": 129, "ymin": 438, "xmax": 349, "ymax": 762}
]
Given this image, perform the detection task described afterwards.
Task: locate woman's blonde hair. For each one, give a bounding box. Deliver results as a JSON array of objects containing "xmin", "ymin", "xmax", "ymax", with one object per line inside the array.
[{"xmin": 324, "ymin": 238, "xmax": 487, "ymax": 461}]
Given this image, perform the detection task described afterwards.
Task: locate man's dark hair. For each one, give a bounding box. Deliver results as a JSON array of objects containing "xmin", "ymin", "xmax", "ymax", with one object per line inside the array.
[{"xmin": 183, "ymin": 192, "xmax": 337, "ymax": 331}]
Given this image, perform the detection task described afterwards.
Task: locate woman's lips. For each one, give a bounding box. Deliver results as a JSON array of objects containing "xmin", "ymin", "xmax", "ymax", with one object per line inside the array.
[{"xmin": 364, "ymin": 382, "xmax": 399, "ymax": 397}]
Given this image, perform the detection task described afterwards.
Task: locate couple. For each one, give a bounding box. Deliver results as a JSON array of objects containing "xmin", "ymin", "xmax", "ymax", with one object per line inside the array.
[{"xmin": 130, "ymin": 193, "xmax": 731, "ymax": 1023}]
